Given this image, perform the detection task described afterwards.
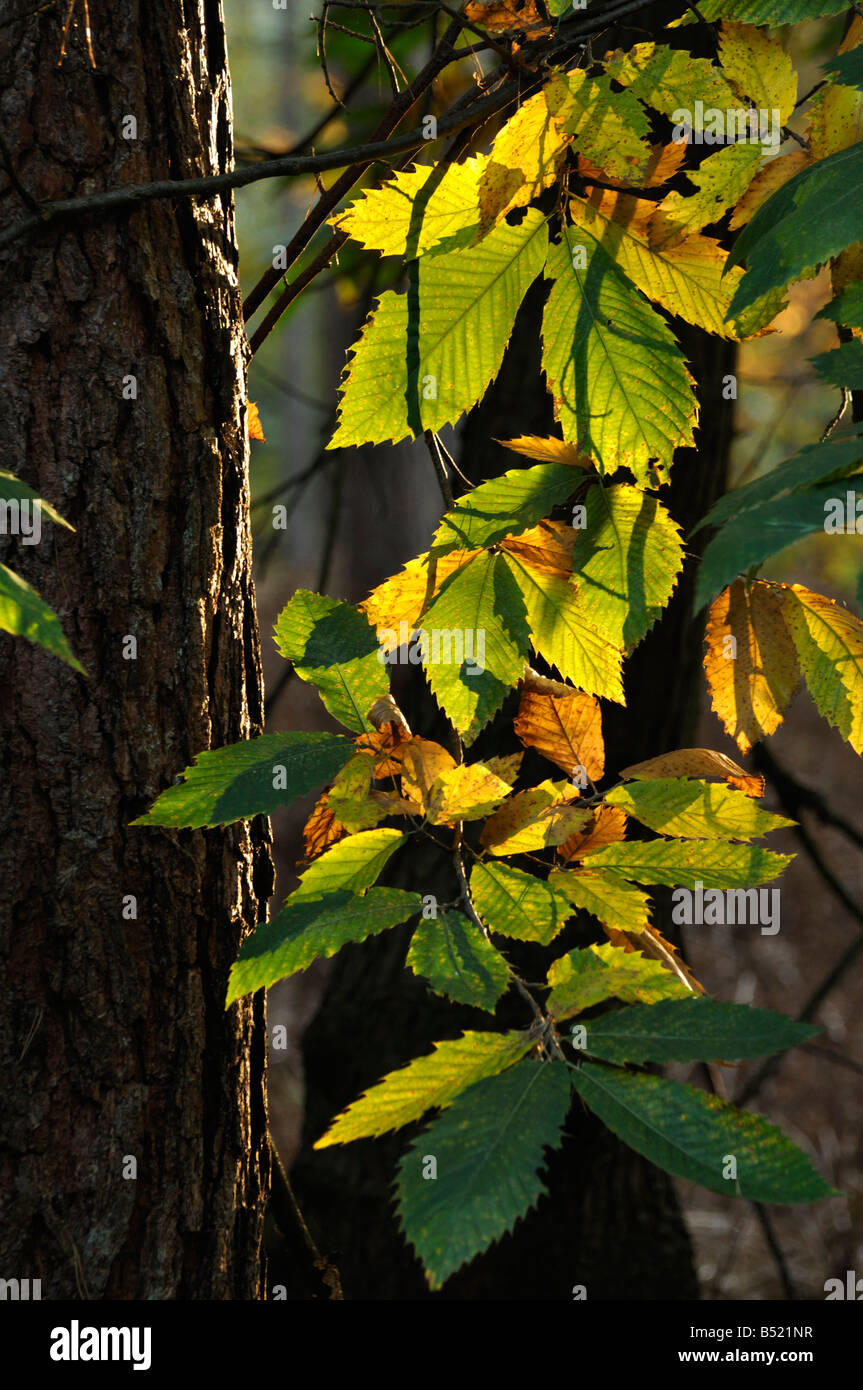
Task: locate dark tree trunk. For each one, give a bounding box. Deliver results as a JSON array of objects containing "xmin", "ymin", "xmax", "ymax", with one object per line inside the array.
[
  {"xmin": 277, "ymin": 268, "xmax": 736, "ymax": 1298},
  {"xmin": 0, "ymin": 1, "xmax": 272, "ymax": 1298}
]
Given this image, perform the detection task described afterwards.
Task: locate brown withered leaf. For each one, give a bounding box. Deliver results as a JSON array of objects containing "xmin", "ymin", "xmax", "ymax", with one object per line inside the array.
[
  {"xmin": 366, "ymin": 694, "xmax": 412, "ymax": 738},
  {"xmin": 514, "ymin": 687, "xmax": 605, "ymax": 780},
  {"xmin": 557, "ymin": 804, "xmax": 627, "ymax": 863},
  {"xmin": 299, "ymin": 791, "xmax": 345, "ymax": 867},
  {"xmin": 620, "ymin": 747, "xmax": 764, "ymax": 798},
  {"xmin": 464, "ymin": 0, "xmax": 551, "ymax": 40},
  {"xmin": 355, "ymin": 725, "xmax": 408, "ymax": 779},
  {"xmin": 704, "ymin": 579, "xmax": 799, "ymax": 753}
]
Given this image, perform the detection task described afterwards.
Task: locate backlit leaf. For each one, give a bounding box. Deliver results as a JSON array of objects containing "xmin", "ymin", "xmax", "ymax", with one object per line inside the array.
[
  {"xmin": 513, "ymin": 686, "xmax": 605, "ymax": 779},
  {"xmin": 703, "ymin": 579, "xmax": 799, "ymax": 751},
  {"xmin": 470, "ymin": 859, "xmax": 573, "ymax": 945},
  {"xmin": 407, "ymin": 909, "xmax": 510, "ymax": 1010}
]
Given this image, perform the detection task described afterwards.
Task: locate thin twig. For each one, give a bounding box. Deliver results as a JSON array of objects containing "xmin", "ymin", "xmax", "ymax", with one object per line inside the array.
[
  {"xmin": 425, "ymin": 430, "xmax": 454, "ymax": 509},
  {"xmin": 752, "ymin": 1202, "xmax": 798, "ymax": 1300}
]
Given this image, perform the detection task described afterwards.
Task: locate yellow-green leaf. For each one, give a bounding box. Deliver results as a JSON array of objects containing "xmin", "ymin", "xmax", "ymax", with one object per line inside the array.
[{"xmin": 605, "ymin": 779, "xmax": 795, "ymax": 839}]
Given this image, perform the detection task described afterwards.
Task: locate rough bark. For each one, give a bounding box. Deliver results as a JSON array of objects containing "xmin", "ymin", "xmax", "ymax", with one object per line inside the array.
[
  {"xmin": 277, "ymin": 287, "xmax": 735, "ymax": 1300},
  {"xmin": 0, "ymin": 1, "xmax": 272, "ymax": 1298}
]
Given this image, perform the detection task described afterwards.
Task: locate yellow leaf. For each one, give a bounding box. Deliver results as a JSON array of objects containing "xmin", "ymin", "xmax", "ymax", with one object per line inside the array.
[
  {"xmin": 426, "ymin": 763, "xmax": 513, "ymax": 825},
  {"xmin": 549, "ymin": 866, "xmax": 652, "ymax": 934},
  {"xmin": 557, "ymin": 805, "xmax": 628, "ymax": 863},
  {"xmin": 360, "ymin": 547, "xmax": 478, "ymax": 649},
  {"xmin": 513, "ymin": 687, "xmax": 604, "ymax": 780},
  {"xmin": 247, "ymin": 400, "xmax": 266, "ymax": 442},
  {"xmin": 568, "ymin": 189, "xmax": 746, "ymax": 339},
  {"xmin": 809, "ymin": 14, "xmax": 863, "ymax": 160},
  {"xmin": 399, "ymin": 738, "xmax": 456, "ymax": 809},
  {"xmin": 718, "ymin": 23, "xmax": 797, "ymax": 126},
  {"xmin": 779, "ymin": 584, "xmax": 863, "ymax": 754},
  {"xmin": 703, "ymin": 579, "xmax": 799, "ymax": 753},
  {"xmin": 619, "ymin": 747, "xmax": 765, "ymax": 798},
  {"xmin": 728, "ymin": 150, "xmax": 809, "ymax": 231},
  {"xmin": 497, "ymin": 435, "xmax": 593, "ymax": 468},
  {"xmin": 333, "ymin": 157, "xmax": 487, "ymax": 258},
  {"xmin": 478, "ymin": 91, "xmax": 571, "ymax": 237},
  {"xmin": 482, "ymin": 751, "xmax": 524, "ymax": 785},
  {"xmin": 480, "ymin": 780, "xmax": 590, "ymax": 855}
]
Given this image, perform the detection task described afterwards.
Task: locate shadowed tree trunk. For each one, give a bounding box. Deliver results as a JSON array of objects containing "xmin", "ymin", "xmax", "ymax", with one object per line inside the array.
[
  {"xmin": 0, "ymin": 1, "xmax": 272, "ymax": 1298},
  {"xmin": 277, "ymin": 282, "xmax": 736, "ymax": 1300}
]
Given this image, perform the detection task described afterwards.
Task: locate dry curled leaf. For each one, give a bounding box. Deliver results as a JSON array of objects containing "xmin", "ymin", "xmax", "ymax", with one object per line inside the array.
[
  {"xmin": 299, "ymin": 791, "xmax": 345, "ymax": 867},
  {"xmin": 620, "ymin": 747, "xmax": 765, "ymax": 798}
]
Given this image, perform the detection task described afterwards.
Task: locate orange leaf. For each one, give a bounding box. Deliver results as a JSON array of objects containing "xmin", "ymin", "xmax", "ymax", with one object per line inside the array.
[
  {"xmin": 247, "ymin": 400, "xmax": 266, "ymax": 442},
  {"xmin": 514, "ymin": 687, "xmax": 604, "ymax": 780},
  {"xmin": 605, "ymin": 924, "xmax": 706, "ymax": 995},
  {"xmin": 299, "ymin": 792, "xmax": 344, "ymax": 867},
  {"xmin": 578, "ymin": 139, "xmax": 686, "ymax": 190},
  {"xmin": 557, "ymin": 805, "xmax": 627, "ymax": 863},
  {"xmin": 704, "ymin": 579, "xmax": 799, "ymax": 753},
  {"xmin": 500, "ymin": 521, "xmax": 577, "ymax": 576},
  {"xmin": 497, "ymin": 435, "xmax": 593, "ymax": 468}
]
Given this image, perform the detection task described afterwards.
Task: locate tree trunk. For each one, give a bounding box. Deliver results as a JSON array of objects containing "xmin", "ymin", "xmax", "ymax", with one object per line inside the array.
[
  {"xmin": 0, "ymin": 1, "xmax": 272, "ymax": 1299},
  {"xmin": 279, "ymin": 287, "xmax": 735, "ymax": 1300}
]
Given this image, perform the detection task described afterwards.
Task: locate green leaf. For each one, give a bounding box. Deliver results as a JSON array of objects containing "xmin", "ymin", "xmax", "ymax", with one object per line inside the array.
[
  {"xmin": 604, "ymin": 43, "xmax": 740, "ymax": 128},
  {"xmin": 817, "ymin": 284, "xmax": 863, "ymax": 330},
  {"xmin": 583, "ymin": 838, "xmax": 793, "ymax": 889},
  {"xmin": 420, "ymin": 550, "xmax": 530, "ymax": 742},
  {"xmin": 570, "ymin": 1063, "xmax": 836, "ymax": 1202},
  {"xmin": 569, "ymin": 483, "xmax": 684, "ymax": 649},
  {"xmin": 547, "ymin": 942, "xmax": 692, "ymax": 1020},
  {"xmin": 686, "ymin": 0, "xmax": 848, "ymax": 21},
  {"xmin": 396, "ymin": 1059, "xmax": 572, "ymax": 1289},
  {"xmin": 548, "ymin": 867, "xmax": 653, "ymax": 934},
  {"xmin": 227, "ymin": 887, "xmax": 421, "ymax": 1003},
  {"xmin": 727, "ymin": 142, "xmax": 863, "ymax": 318},
  {"xmin": 470, "ymin": 860, "xmax": 573, "ymax": 945},
  {"xmin": 547, "ymin": 71, "xmax": 653, "ymax": 184},
  {"xmin": 541, "ymin": 231, "xmax": 696, "ymax": 486},
  {"xmin": 692, "ymin": 428, "xmax": 863, "ymax": 533},
  {"xmin": 315, "ymin": 1029, "xmax": 534, "ymax": 1146},
  {"xmin": 407, "ymin": 910, "xmax": 510, "ymax": 1010},
  {"xmin": 273, "ymin": 590, "xmax": 389, "ymax": 732},
  {"xmin": 780, "ymin": 583, "xmax": 863, "ymax": 754},
  {"xmin": 605, "ymin": 778, "xmax": 794, "ymax": 839},
  {"xmin": 328, "ymin": 209, "xmax": 548, "ymax": 449},
  {"xmin": 824, "ymin": 49, "xmax": 863, "ymax": 91},
  {"xmin": 432, "ymin": 462, "xmax": 577, "ymax": 554},
  {"xmin": 290, "ymin": 828, "xmax": 407, "ymax": 903},
  {"xmin": 693, "ymin": 480, "xmax": 863, "ymax": 611},
  {"xmin": 812, "ymin": 340, "xmax": 863, "ymax": 390},
  {"xmin": 501, "ymin": 548, "xmax": 624, "ymax": 702},
  {"xmin": 333, "ymin": 156, "xmax": 485, "ymax": 258},
  {"xmin": 133, "ymin": 731, "xmax": 354, "ymax": 828},
  {"xmin": 0, "ymin": 472, "xmax": 74, "ymax": 530},
  {"xmin": 582, "ymin": 997, "xmax": 819, "ymax": 1065},
  {"xmin": 651, "ymin": 143, "xmax": 762, "ymax": 244},
  {"xmin": 0, "ymin": 563, "xmax": 84, "ymax": 673}
]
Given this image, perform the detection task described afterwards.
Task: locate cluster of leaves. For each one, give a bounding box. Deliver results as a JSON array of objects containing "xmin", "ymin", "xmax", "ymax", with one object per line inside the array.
[{"xmin": 135, "ymin": 4, "xmax": 863, "ymax": 1287}]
